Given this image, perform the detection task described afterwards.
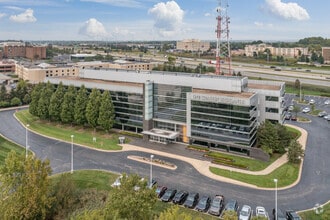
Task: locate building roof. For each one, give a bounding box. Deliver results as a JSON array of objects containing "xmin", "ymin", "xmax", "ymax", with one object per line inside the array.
[
  {"xmin": 248, "ymin": 83, "xmax": 280, "ymax": 91},
  {"xmin": 193, "ymin": 88, "xmax": 254, "ymax": 99}
]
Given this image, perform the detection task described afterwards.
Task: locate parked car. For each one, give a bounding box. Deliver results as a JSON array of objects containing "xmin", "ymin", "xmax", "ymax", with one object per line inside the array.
[
  {"xmin": 286, "ymin": 210, "xmax": 302, "ymax": 220},
  {"xmin": 183, "ymin": 192, "xmax": 199, "ymax": 209},
  {"xmin": 291, "ymin": 115, "xmax": 297, "ymax": 121},
  {"xmin": 309, "ymin": 99, "xmax": 315, "ymax": 105},
  {"xmin": 302, "ymin": 107, "xmax": 310, "ymax": 113},
  {"xmin": 324, "ymin": 115, "xmax": 330, "ymax": 121},
  {"xmin": 325, "ymin": 99, "xmax": 330, "ymax": 105},
  {"xmin": 222, "ymin": 199, "xmax": 239, "ymax": 213},
  {"xmin": 195, "ymin": 195, "xmax": 211, "ymax": 212},
  {"xmin": 172, "ymin": 190, "xmax": 188, "ymax": 205},
  {"xmin": 273, "ymin": 208, "xmax": 287, "ymax": 220},
  {"xmin": 288, "ymin": 105, "xmax": 294, "ymax": 111},
  {"xmin": 256, "ymin": 206, "xmax": 269, "ymax": 219},
  {"xmin": 208, "ymin": 195, "xmax": 225, "ymax": 216},
  {"xmin": 318, "ymin": 111, "xmax": 327, "ymax": 117},
  {"xmin": 239, "ymin": 205, "xmax": 252, "ymax": 220},
  {"xmin": 161, "ymin": 188, "xmax": 177, "ymax": 202},
  {"xmin": 155, "ymin": 186, "xmax": 167, "ymax": 198},
  {"xmin": 285, "ymin": 112, "xmax": 292, "ymax": 120}
]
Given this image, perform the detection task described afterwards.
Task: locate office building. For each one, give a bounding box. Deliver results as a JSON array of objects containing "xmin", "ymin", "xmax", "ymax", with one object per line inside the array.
[{"xmin": 46, "ymin": 69, "xmax": 285, "ymax": 158}]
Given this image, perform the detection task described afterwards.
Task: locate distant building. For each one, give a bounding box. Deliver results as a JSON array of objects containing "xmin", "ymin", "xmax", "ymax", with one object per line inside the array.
[
  {"xmin": 322, "ymin": 47, "xmax": 330, "ymax": 64},
  {"xmin": 1, "ymin": 42, "xmax": 46, "ymax": 60},
  {"xmin": 0, "ymin": 60, "xmax": 16, "ymax": 73},
  {"xmin": 176, "ymin": 39, "xmax": 210, "ymax": 52},
  {"xmin": 244, "ymin": 43, "xmax": 308, "ymax": 58}
]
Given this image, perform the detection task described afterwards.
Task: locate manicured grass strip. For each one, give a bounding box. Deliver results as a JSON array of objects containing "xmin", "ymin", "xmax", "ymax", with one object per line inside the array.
[
  {"xmin": 205, "ymin": 151, "xmax": 281, "ymax": 172},
  {"xmin": 298, "ymin": 201, "xmax": 330, "ymax": 220},
  {"xmin": 210, "ymin": 163, "xmax": 300, "ymax": 188},
  {"xmin": 15, "ymin": 110, "xmax": 122, "ymax": 151},
  {"xmin": 0, "ymin": 135, "xmax": 25, "ymax": 166}
]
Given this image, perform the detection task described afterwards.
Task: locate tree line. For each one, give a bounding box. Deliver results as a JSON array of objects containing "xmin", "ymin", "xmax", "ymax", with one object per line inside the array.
[
  {"xmin": 29, "ymin": 82, "xmax": 115, "ymax": 132},
  {"xmin": 0, "ymin": 79, "xmax": 32, "ymax": 108}
]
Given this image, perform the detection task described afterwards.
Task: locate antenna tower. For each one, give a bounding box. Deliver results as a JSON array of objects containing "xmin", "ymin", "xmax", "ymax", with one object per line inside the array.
[{"xmin": 215, "ymin": 0, "xmax": 231, "ymax": 75}]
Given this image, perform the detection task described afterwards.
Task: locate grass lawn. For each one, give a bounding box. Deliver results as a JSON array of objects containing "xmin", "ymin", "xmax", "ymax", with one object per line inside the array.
[
  {"xmin": 0, "ymin": 135, "xmax": 25, "ymax": 166},
  {"xmin": 298, "ymin": 202, "xmax": 330, "ymax": 220},
  {"xmin": 15, "ymin": 110, "xmax": 122, "ymax": 151},
  {"xmin": 210, "ymin": 163, "xmax": 300, "ymax": 188},
  {"xmin": 205, "ymin": 151, "xmax": 282, "ymax": 171}
]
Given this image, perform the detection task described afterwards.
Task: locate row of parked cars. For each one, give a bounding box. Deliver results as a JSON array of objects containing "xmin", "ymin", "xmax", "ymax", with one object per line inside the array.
[{"xmin": 155, "ymin": 185, "xmax": 283, "ymax": 219}]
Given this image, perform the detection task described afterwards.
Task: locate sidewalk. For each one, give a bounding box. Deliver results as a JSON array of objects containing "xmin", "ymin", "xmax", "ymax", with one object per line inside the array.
[{"xmin": 121, "ymin": 124, "xmax": 307, "ymax": 190}]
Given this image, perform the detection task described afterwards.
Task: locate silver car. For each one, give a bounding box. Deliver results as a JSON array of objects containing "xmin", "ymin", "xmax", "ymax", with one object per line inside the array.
[{"xmin": 239, "ymin": 205, "xmax": 252, "ymax": 220}]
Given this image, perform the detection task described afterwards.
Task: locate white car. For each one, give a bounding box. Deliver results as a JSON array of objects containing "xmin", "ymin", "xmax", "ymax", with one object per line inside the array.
[
  {"xmin": 256, "ymin": 206, "xmax": 269, "ymax": 219},
  {"xmin": 302, "ymin": 107, "xmax": 310, "ymax": 113},
  {"xmin": 324, "ymin": 115, "xmax": 330, "ymax": 121},
  {"xmin": 325, "ymin": 100, "xmax": 330, "ymax": 105},
  {"xmin": 309, "ymin": 99, "xmax": 315, "ymax": 105},
  {"xmin": 239, "ymin": 205, "xmax": 252, "ymax": 220}
]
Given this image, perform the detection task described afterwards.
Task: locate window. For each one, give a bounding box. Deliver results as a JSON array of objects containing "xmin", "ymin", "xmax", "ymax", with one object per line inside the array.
[
  {"xmin": 266, "ymin": 107, "xmax": 278, "ymax": 113},
  {"xmin": 266, "ymin": 96, "xmax": 278, "ymax": 101}
]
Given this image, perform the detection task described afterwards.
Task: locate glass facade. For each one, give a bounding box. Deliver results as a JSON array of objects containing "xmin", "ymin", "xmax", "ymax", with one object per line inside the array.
[
  {"xmin": 190, "ymin": 101, "xmax": 257, "ymax": 147},
  {"xmin": 111, "ymin": 91, "xmax": 144, "ymax": 132}
]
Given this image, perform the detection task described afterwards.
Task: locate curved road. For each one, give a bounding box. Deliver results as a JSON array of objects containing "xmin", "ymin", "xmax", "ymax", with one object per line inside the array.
[{"xmin": 0, "ymin": 109, "xmax": 329, "ymax": 214}]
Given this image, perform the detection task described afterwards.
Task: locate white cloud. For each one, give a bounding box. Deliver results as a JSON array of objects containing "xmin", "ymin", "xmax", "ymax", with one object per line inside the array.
[
  {"xmin": 0, "ymin": 13, "xmax": 6, "ymax": 19},
  {"xmin": 80, "ymin": 0, "xmax": 141, "ymax": 8},
  {"xmin": 204, "ymin": 13, "xmax": 211, "ymax": 17},
  {"xmin": 148, "ymin": 1, "xmax": 184, "ymax": 37},
  {"xmin": 265, "ymin": 0, "xmax": 310, "ymax": 21},
  {"xmin": 9, "ymin": 8, "xmax": 36, "ymax": 23},
  {"xmin": 79, "ymin": 18, "xmax": 108, "ymax": 39},
  {"xmin": 254, "ymin": 21, "xmax": 264, "ymax": 27},
  {"xmin": 4, "ymin": 6, "xmax": 25, "ymax": 11}
]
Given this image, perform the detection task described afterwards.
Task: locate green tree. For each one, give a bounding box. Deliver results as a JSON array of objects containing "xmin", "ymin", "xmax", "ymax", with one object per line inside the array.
[
  {"xmin": 98, "ymin": 90, "xmax": 115, "ymax": 132},
  {"xmin": 104, "ymin": 173, "xmax": 157, "ymax": 220},
  {"xmin": 287, "ymin": 140, "xmax": 304, "ymax": 164},
  {"xmin": 86, "ymin": 88, "xmax": 101, "ymax": 131},
  {"xmin": 37, "ymin": 82, "xmax": 54, "ymax": 120},
  {"xmin": 275, "ymin": 124, "xmax": 291, "ymax": 153},
  {"xmin": 29, "ymin": 83, "xmax": 44, "ymax": 116},
  {"xmin": 10, "ymin": 97, "xmax": 22, "ymax": 106},
  {"xmin": 158, "ymin": 206, "xmax": 197, "ymax": 220},
  {"xmin": 0, "ymin": 84, "xmax": 7, "ymax": 101},
  {"xmin": 13, "ymin": 79, "xmax": 28, "ymax": 102},
  {"xmin": 222, "ymin": 210, "xmax": 239, "ymax": 220},
  {"xmin": 257, "ymin": 121, "xmax": 280, "ymax": 155},
  {"xmin": 0, "ymin": 151, "xmax": 54, "ymax": 219},
  {"xmin": 23, "ymin": 93, "xmax": 31, "ymax": 104},
  {"xmin": 49, "ymin": 82, "xmax": 65, "ymax": 121},
  {"xmin": 60, "ymin": 85, "xmax": 76, "ymax": 124},
  {"xmin": 74, "ymin": 85, "xmax": 88, "ymax": 125}
]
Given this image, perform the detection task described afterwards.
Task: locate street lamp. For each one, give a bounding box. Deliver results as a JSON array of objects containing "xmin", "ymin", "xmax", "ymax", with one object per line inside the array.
[
  {"xmin": 150, "ymin": 154, "xmax": 154, "ymax": 188},
  {"xmin": 71, "ymin": 135, "xmax": 74, "ymax": 174},
  {"xmin": 25, "ymin": 124, "xmax": 29, "ymax": 158},
  {"xmin": 274, "ymin": 179, "xmax": 278, "ymax": 220}
]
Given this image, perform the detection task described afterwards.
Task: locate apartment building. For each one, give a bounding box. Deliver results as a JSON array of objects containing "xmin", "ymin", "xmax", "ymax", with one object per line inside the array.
[{"xmin": 176, "ymin": 39, "xmax": 210, "ymax": 52}]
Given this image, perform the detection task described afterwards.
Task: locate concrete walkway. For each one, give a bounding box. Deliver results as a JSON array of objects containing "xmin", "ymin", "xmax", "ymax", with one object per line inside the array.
[{"xmin": 121, "ymin": 124, "xmax": 308, "ymax": 190}]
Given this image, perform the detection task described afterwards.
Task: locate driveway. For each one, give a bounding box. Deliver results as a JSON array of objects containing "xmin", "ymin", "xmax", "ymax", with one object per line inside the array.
[{"xmin": 0, "ymin": 107, "xmax": 329, "ymax": 215}]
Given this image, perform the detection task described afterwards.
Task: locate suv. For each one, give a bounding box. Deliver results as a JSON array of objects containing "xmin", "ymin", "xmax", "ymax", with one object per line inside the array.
[
  {"xmin": 286, "ymin": 210, "xmax": 301, "ymax": 220},
  {"xmin": 208, "ymin": 195, "xmax": 224, "ymax": 216},
  {"xmin": 220, "ymin": 199, "xmax": 238, "ymax": 218}
]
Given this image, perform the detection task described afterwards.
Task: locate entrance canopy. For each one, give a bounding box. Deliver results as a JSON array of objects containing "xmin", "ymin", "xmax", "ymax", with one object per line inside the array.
[{"xmin": 142, "ymin": 128, "xmax": 179, "ymax": 140}]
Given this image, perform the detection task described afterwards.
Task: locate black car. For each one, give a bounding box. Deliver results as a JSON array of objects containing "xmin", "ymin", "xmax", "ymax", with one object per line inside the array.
[
  {"xmin": 183, "ymin": 192, "xmax": 199, "ymax": 209},
  {"xmin": 208, "ymin": 195, "xmax": 224, "ymax": 216},
  {"xmin": 223, "ymin": 199, "xmax": 238, "ymax": 213},
  {"xmin": 195, "ymin": 195, "xmax": 211, "ymax": 212},
  {"xmin": 172, "ymin": 190, "xmax": 188, "ymax": 205},
  {"xmin": 273, "ymin": 208, "xmax": 287, "ymax": 220},
  {"xmin": 160, "ymin": 188, "xmax": 177, "ymax": 202},
  {"xmin": 155, "ymin": 186, "xmax": 167, "ymax": 198},
  {"xmin": 286, "ymin": 210, "xmax": 301, "ymax": 220}
]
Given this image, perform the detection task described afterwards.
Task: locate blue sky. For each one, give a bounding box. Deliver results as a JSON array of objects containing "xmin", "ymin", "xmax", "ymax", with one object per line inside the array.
[{"xmin": 0, "ymin": 0, "xmax": 329, "ymax": 41}]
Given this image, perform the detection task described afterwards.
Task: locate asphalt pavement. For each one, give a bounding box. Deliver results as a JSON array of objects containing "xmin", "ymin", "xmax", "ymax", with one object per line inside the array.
[{"xmin": 0, "ymin": 106, "xmax": 329, "ymax": 215}]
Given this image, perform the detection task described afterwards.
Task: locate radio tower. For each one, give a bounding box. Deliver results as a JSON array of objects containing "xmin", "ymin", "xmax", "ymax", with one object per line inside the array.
[{"xmin": 215, "ymin": 0, "xmax": 231, "ymax": 75}]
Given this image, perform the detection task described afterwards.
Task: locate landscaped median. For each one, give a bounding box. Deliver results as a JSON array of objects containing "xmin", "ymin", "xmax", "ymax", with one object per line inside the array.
[{"xmin": 15, "ymin": 110, "xmax": 122, "ymax": 151}]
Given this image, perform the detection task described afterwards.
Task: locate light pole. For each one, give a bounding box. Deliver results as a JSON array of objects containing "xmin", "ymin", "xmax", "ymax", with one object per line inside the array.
[
  {"xmin": 25, "ymin": 124, "xmax": 29, "ymax": 158},
  {"xmin": 150, "ymin": 154, "xmax": 154, "ymax": 188},
  {"xmin": 274, "ymin": 178, "xmax": 278, "ymax": 220},
  {"xmin": 71, "ymin": 135, "xmax": 74, "ymax": 174}
]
